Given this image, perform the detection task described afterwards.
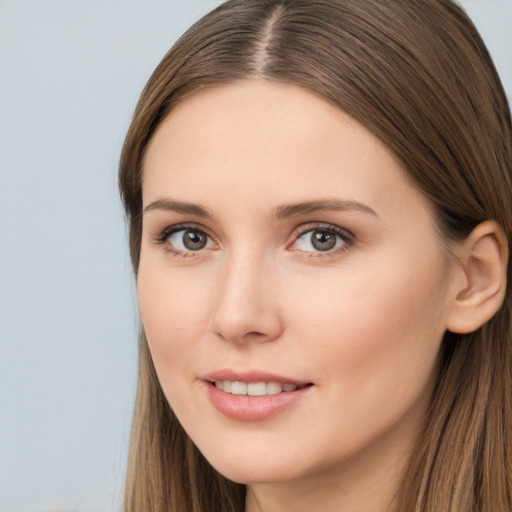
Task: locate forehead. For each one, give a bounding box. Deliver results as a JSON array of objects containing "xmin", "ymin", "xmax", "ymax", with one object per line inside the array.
[
  {"xmin": 142, "ymin": 80, "xmax": 428, "ymax": 220},
  {"xmin": 146, "ymin": 81, "xmax": 369, "ymax": 158}
]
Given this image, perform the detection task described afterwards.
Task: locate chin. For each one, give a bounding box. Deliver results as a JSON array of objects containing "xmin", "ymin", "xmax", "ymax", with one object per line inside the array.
[
  {"xmin": 212, "ymin": 462, "xmax": 299, "ymax": 485},
  {"xmin": 200, "ymin": 445, "xmax": 307, "ymax": 485}
]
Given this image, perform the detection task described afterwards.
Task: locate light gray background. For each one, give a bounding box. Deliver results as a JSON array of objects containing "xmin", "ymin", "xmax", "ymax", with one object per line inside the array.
[{"xmin": 0, "ymin": 1, "xmax": 510, "ymax": 511}]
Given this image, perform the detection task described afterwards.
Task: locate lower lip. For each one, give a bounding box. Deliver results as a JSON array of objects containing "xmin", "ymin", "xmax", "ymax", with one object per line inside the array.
[{"xmin": 205, "ymin": 382, "xmax": 312, "ymax": 422}]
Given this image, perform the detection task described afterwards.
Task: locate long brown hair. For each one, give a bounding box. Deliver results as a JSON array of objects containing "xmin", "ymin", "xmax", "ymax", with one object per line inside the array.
[{"xmin": 119, "ymin": 1, "xmax": 512, "ymax": 510}]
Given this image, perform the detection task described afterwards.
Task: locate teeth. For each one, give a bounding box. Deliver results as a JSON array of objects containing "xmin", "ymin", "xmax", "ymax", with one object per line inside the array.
[
  {"xmin": 213, "ymin": 381, "xmax": 299, "ymax": 396},
  {"xmin": 248, "ymin": 382, "xmax": 267, "ymax": 396},
  {"xmin": 231, "ymin": 381, "xmax": 247, "ymax": 395},
  {"xmin": 266, "ymin": 382, "xmax": 282, "ymax": 395}
]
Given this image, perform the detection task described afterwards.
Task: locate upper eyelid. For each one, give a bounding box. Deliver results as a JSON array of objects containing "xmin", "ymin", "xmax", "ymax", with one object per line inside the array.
[
  {"xmin": 160, "ymin": 222, "xmax": 212, "ymax": 235},
  {"xmin": 153, "ymin": 221, "xmax": 354, "ymax": 249},
  {"xmin": 288, "ymin": 223, "xmax": 356, "ymax": 254},
  {"xmin": 159, "ymin": 221, "xmax": 352, "ymax": 237},
  {"xmin": 155, "ymin": 222, "xmax": 216, "ymax": 244},
  {"xmin": 291, "ymin": 222, "xmax": 354, "ymax": 239}
]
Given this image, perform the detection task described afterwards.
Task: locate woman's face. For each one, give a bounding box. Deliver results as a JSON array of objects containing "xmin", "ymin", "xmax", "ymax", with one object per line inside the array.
[{"xmin": 138, "ymin": 82, "xmax": 460, "ymax": 487}]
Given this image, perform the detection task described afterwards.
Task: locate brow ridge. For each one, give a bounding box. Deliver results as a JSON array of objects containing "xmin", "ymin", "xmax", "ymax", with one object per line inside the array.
[
  {"xmin": 143, "ymin": 199, "xmax": 211, "ymax": 217},
  {"xmin": 143, "ymin": 197, "xmax": 378, "ymax": 220},
  {"xmin": 274, "ymin": 199, "xmax": 378, "ymax": 219}
]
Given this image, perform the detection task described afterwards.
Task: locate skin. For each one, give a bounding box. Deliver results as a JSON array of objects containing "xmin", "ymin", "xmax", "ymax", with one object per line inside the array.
[{"xmin": 138, "ymin": 81, "xmax": 464, "ymax": 512}]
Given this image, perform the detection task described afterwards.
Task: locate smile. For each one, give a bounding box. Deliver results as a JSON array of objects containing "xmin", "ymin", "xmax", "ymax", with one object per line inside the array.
[
  {"xmin": 214, "ymin": 381, "xmax": 302, "ymax": 396},
  {"xmin": 207, "ymin": 380, "xmax": 313, "ymax": 422}
]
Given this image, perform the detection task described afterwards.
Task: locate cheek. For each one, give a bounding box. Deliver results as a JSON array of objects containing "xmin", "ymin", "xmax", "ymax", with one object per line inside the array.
[
  {"xmin": 269, "ymin": 255, "xmax": 449, "ymax": 466},
  {"xmin": 137, "ymin": 261, "xmax": 211, "ymax": 366},
  {"xmin": 285, "ymin": 250, "xmax": 449, "ymax": 396}
]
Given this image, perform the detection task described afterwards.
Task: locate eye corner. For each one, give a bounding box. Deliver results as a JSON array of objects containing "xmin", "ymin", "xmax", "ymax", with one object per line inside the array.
[
  {"xmin": 152, "ymin": 223, "xmax": 217, "ymax": 256},
  {"xmin": 288, "ymin": 223, "xmax": 355, "ymax": 257}
]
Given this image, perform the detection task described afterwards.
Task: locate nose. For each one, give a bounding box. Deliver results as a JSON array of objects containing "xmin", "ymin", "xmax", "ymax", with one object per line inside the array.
[{"xmin": 210, "ymin": 251, "xmax": 284, "ymax": 344}]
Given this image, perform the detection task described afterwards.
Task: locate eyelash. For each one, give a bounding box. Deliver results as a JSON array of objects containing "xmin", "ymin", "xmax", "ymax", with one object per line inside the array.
[
  {"xmin": 153, "ymin": 222, "xmax": 355, "ymax": 258},
  {"xmin": 153, "ymin": 223, "xmax": 213, "ymax": 257},
  {"xmin": 289, "ymin": 223, "xmax": 355, "ymax": 258}
]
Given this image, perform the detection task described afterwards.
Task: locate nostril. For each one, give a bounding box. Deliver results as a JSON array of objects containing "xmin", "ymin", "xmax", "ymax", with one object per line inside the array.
[{"xmin": 242, "ymin": 331, "xmax": 274, "ymax": 343}]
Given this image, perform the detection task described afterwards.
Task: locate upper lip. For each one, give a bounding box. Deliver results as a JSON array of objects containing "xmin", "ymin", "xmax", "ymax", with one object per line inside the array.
[{"xmin": 203, "ymin": 369, "xmax": 312, "ymax": 386}]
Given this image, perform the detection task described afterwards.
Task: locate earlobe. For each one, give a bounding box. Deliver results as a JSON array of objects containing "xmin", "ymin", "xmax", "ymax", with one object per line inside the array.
[{"xmin": 446, "ymin": 221, "xmax": 508, "ymax": 334}]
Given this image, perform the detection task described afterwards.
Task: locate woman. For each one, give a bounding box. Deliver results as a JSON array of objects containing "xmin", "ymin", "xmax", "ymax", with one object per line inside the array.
[{"xmin": 119, "ymin": 0, "xmax": 512, "ymax": 510}]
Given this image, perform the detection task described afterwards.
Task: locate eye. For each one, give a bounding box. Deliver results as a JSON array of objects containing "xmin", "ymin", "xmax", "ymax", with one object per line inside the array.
[
  {"xmin": 164, "ymin": 227, "xmax": 214, "ymax": 253},
  {"xmin": 292, "ymin": 226, "xmax": 352, "ymax": 253}
]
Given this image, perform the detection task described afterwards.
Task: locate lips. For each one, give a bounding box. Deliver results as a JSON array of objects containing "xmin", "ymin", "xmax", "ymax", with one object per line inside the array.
[
  {"xmin": 204, "ymin": 369, "xmax": 311, "ymax": 386},
  {"xmin": 203, "ymin": 370, "xmax": 314, "ymax": 421},
  {"xmin": 214, "ymin": 380, "xmax": 302, "ymax": 396}
]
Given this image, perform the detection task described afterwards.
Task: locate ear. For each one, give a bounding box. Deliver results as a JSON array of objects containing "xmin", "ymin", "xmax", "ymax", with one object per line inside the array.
[{"xmin": 446, "ymin": 220, "xmax": 508, "ymax": 334}]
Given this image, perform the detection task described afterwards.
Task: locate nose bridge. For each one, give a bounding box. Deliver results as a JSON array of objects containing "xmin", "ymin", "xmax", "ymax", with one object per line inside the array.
[{"xmin": 210, "ymin": 246, "xmax": 282, "ymax": 343}]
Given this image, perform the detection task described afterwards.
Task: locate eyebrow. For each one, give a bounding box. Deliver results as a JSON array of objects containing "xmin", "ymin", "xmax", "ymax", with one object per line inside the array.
[
  {"xmin": 143, "ymin": 199, "xmax": 212, "ymax": 217},
  {"xmin": 273, "ymin": 199, "xmax": 378, "ymax": 219},
  {"xmin": 143, "ymin": 197, "xmax": 378, "ymax": 219}
]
